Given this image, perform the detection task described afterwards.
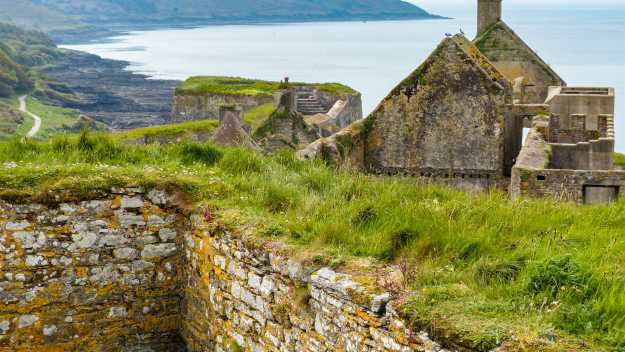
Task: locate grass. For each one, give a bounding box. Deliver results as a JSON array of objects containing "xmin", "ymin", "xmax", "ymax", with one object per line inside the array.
[
  {"xmin": 175, "ymin": 76, "xmax": 356, "ymax": 96},
  {"xmin": 17, "ymin": 96, "xmax": 81, "ymax": 139},
  {"xmin": 113, "ymin": 103, "xmax": 274, "ymax": 143},
  {"xmin": 615, "ymin": 153, "xmax": 625, "ymax": 168},
  {"xmin": 113, "ymin": 119, "xmax": 219, "ymax": 143},
  {"xmin": 244, "ymin": 103, "xmax": 275, "ymax": 132},
  {"xmin": 0, "ymin": 133, "xmax": 623, "ymax": 351}
]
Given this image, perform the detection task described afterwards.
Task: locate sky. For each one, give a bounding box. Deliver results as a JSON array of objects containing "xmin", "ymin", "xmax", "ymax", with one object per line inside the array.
[{"xmin": 406, "ymin": 0, "xmax": 625, "ymax": 13}]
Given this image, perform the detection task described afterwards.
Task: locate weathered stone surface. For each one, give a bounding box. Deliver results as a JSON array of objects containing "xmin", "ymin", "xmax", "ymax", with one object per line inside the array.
[
  {"xmin": 0, "ymin": 192, "xmax": 185, "ymax": 351},
  {"xmin": 18, "ymin": 314, "xmax": 38, "ymax": 328},
  {"xmin": 113, "ymin": 247, "xmax": 139, "ymax": 260},
  {"xmin": 301, "ymin": 34, "xmax": 511, "ymax": 192},
  {"xmin": 181, "ymin": 219, "xmax": 447, "ymax": 352},
  {"xmin": 0, "ymin": 191, "xmax": 450, "ymax": 352},
  {"xmin": 121, "ymin": 196, "xmax": 144, "ymax": 209},
  {"xmin": 142, "ymin": 243, "xmax": 178, "ymax": 259}
]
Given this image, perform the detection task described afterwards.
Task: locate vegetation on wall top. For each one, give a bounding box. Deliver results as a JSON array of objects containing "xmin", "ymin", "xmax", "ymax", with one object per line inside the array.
[{"xmin": 175, "ymin": 76, "xmax": 356, "ymax": 97}]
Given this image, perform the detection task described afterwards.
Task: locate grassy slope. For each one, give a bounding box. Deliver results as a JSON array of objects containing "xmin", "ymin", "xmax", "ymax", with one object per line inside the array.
[
  {"xmin": 112, "ymin": 103, "xmax": 274, "ymax": 142},
  {"xmin": 615, "ymin": 153, "xmax": 625, "ymax": 167},
  {"xmin": 176, "ymin": 76, "xmax": 356, "ymax": 96},
  {"xmin": 0, "ymin": 134, "xmax": 623, "ymax": 351},
  {"xmin": 19, "ymin": 96, "xmax": 80, "ymax": 139}
]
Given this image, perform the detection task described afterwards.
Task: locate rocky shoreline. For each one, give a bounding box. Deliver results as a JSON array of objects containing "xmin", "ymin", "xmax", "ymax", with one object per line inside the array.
[{"xmin": 43, "ymin": 50, "xmax": 180, "ymax": 130}]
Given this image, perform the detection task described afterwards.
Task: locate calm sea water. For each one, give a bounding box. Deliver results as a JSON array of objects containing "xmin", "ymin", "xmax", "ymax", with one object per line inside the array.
[{"xmin": 63, "ymin": 4, "xmax": 625, "ymax": 151}]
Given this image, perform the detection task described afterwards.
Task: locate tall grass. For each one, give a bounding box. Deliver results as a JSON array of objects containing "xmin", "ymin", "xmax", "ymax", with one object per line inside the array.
[{"xmin": 0, "ymin": 132, "xmax": 623, "ymax": 350}]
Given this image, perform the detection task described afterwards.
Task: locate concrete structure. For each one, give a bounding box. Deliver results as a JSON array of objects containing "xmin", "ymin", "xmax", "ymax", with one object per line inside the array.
[{"xmin": 300, "ymin": 0, "xmax": 623, "ymax": 203}]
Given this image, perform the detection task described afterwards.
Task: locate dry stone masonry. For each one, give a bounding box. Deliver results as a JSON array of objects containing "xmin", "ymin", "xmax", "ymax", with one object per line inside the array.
[
  {"xmin": 0, "ymin": 189, "xmax": 452, "ymax": 351},
  {"xmin": 0, "ymin": 189, "xmax": 185, "ymax": 351}
]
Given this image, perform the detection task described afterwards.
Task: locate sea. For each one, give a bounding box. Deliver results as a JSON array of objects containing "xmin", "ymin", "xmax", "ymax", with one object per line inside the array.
[{"xmin": 62, "ymin": 3, "xmax": 625, "ymax": 151}]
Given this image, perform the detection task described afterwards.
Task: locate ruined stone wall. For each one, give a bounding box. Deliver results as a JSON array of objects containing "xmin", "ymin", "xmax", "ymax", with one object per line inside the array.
[
  {"xmin": 364, "ymin": 37, "xmax": 508, "ymax": 181},
  {"xmin": 475, "ymin": 22, "xmax": 565, "ymax": 104},
  {"xmin": 316, "ymin": 90, "xmax": 363, "ymax": 128},
  {"xmin": 172, "ymin": 93, "xmax": 273, "ymax": 122},
  {"xmin": 511, "ymin": 167, "xmax": 625, "ymax": 203},
  {"xmin": 181, "ymin": 217, "xmax": 447, "ymax": 352},
  {"xmin": 0, "ymin": 189, "xmax": 186, "ymax": 351},
  {"xmin": 0, "ymin": 189, "xmax": 455, "ymax": 351}
]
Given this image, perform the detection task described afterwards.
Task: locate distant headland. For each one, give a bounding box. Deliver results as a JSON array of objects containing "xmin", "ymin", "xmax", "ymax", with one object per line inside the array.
[{"xmin": 0, "ymin": 0, "xmax": 446, "ymax": 44}]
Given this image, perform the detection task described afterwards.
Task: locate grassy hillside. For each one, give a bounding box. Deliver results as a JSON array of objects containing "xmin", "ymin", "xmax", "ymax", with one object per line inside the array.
[
  {"xmin": 0, "ymin": 133, "xmax": 622, "ymax": 351},
  {"xmin": 0, "ymin": 0, "xmax": 80, "ymax": 32},
  {"xmin": 176, "ymin": 76, "xmax": 356, "ymax": 96},
  {"xmin": 24, "ymin": 0, "xmax": 430, "ymax": 23},
  {"xmin": 0, "ymin": 24, "xmax": 83, "ymax": 139}
]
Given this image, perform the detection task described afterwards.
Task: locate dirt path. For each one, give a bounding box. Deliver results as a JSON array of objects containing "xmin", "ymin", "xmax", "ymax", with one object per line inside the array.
[{"xmin": 19, "ymin": 95, "xmax": 41, "ymax": 138}]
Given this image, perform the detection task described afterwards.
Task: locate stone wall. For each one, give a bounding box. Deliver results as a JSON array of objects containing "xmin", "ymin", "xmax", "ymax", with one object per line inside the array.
[
  {"xmin": 181, "ymin": 216, "xmax": 447, "ymax": 352},
  {"xmin": 0, "ymin": 189, "xmax": 453, "ymax": 351},
  {"xmin": 511, "ymin": 167, "xmax": 625, "ymax": 204},
  {"xmin": 0, "ymin": 189, "xmax": 186, "ymax": 351},
  {"xmin": 512, "ymin": 123, "xmax": 625, "ymax": 204},
  {"xmin": 172, "ymin": 93, "xmax": 273, "ymax": 122},
  {"xmin": 317, "ymin": 90, "xmax": 363, "ymax": 128},
  {"xmin": 474, "ymin": 21, "xmax": 565, "ymax": 104}
]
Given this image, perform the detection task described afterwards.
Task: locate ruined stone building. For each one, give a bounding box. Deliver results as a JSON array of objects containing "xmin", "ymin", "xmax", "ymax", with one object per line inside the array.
[{"xmin": 300, "ymin": 0, "xmax": 624, "ymax": 203}]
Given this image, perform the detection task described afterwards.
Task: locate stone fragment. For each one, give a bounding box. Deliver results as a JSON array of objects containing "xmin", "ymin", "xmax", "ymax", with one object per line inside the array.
[
  {"xmin": 141, "ymin": 243, "xmax": 177, "ymax": 259},
  {"xmin": 147, "ymin": 215, "xmax": 165, "ymax": 227},
  {"xmin": 121, "ymin": 196, "xmax": 143, "ymax": 209},
  {"xmin": 147, "ymin": 189, "xmax": 174, "ymax": 206},
  {"xmin": 72, "ymin": 232, "xmax": 98, "ymax": 249},
  {"xmin": 5, "ymin": 221, "xmax": 30, "ymax": 231},
  {"xmin": 371, "ymin": 293, "xmax": 392, "ymax": 314},
  {"xmin": 158, "ymin": 228, "xmax": 177, "ymax": 242},
  {"xmin": 115, "ymin": 210, "xmax": 146, "ymax": 227},
  {"xmin": 113, "ymin": 247, "xmax": 138, "ymax": 260},
  {"xmin": 98, "ymin": 234, "xmax": 130, "ymax": 247},
  {"xmin": 108, "ymin": 306, "xmax": 128, "ymax": 318},
  {"xmin": 0, "ymin": 320, "xmax": 9, "ymax": 334},
  {"xmin": 18, "ymin": 314, "xmax": 38, "ymax": 328},
  {"xmin": 13, "ymin": 231, "xmax": 35, "ymax": 249},
  {"xmin": 43, "ymin": 325, "xmax": 57, "ymax": 336},
  {"xmin": 25, "ymin": 255, "xmax": 46, "ymax": 267}
]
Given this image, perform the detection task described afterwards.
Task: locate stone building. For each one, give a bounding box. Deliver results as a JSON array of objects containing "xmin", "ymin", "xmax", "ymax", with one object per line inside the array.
[{"xmin": 300, "ymin": 0, "xmax": 624, "ymax": 203}]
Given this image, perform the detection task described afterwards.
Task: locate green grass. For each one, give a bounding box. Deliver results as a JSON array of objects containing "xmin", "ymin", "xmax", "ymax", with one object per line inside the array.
[
  {"xmin": 113, "ymin": 119, "xmax": 219, "ymax": 143},
  {"xmin": 244, "ymin": 103, "xmax": 276, "ymax": 131},
  {"xmin": 615, "ymin": 153, "xmax": 625, "ymax": 167},
  {"xmin": 17, "ymin": 96, "xmax": 81, "ymax": 139},
  {"xmin": 175, "ymin": 76, "xmax": 356, "ymax": 96},
  {"xmin": 0, "ymin": 133, "xmax": 623, "ymax": 351}
]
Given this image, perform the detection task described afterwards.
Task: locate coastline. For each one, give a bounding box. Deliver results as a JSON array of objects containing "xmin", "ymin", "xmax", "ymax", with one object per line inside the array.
[{"xmin": 50, "ymin": 15, "xmax": 449, "ymax": 44}]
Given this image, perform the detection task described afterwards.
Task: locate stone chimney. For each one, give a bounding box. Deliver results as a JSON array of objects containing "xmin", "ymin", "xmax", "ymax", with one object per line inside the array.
[{"xmin": 478, "ymin": 0, "xmax": 502, "ymax": 36}]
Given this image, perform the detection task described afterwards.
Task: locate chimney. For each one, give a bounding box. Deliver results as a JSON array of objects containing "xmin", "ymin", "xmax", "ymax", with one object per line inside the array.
[{"xmin": 477, "ymin": 0, "xmax": 502, "ymax": 36}]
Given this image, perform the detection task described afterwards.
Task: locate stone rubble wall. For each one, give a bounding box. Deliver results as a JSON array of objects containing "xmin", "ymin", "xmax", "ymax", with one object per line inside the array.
[
  {"xmin": 181, "ymin": 217, "xmax": 447, "ymax": 352},
  {"xmin": 172, "ymin": 93, "xmax": 273, "ymax": 122},
  {"xmin": 0, "ymin": 189, "xmax": 187, "ymax": 351},
  {"xmin": 0, "ymin": 188, "xmax": 452, "ymax": 351}
]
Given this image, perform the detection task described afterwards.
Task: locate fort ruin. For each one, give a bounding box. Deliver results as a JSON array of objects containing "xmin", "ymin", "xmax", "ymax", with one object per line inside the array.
[{"xmin": 300, "ymin": 0, "xmax": 623, "ymax": 204}]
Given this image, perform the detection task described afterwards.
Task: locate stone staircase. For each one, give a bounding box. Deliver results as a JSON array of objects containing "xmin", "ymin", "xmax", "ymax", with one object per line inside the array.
[{"xmin": 295, "ymin": 88, "xmax": 327, "ymax": 115}]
